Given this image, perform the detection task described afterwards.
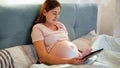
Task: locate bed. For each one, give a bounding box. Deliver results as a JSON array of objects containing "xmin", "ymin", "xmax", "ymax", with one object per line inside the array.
[{"xmin": 0, "ymin": 1, "xmax": 119, "ymax": 68}]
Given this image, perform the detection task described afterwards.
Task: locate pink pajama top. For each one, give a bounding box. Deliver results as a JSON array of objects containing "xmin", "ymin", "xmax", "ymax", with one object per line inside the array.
[{"xmin": 31, "ymin": 22, "xmax": 79, "ymax": 58}]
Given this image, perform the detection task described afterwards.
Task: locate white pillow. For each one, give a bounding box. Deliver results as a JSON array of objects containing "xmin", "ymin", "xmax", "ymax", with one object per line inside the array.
[
  {"xmin": 0, "ymin": 45, "xmax": 37, "ymax": 68},
  {"xmin": 72, "ymin": 30, "xmax": 97, "ymax": 51}
]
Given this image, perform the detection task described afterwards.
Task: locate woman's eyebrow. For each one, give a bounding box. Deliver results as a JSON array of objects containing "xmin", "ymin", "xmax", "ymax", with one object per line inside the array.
[
  {"xmin": 52, "ymin": 11, "xmax": 60, "ymax": 14},
  {"xmin": 52, "ymin": 11, "xmax": 57, "ymax": 13}
]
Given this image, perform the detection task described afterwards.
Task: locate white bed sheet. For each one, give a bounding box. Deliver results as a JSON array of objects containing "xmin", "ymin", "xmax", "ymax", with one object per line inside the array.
[
  {"xmin": 30, "ymin": 64, "xmax": 109, "ymax": 68},
  {"xmin": 92, "ymin": 35, "xmax": 120, "ymax": 68}
]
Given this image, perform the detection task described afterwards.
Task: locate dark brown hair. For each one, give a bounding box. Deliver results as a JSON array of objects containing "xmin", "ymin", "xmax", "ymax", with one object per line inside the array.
[{"xmin": 34, "ymin": 0, "xmax": 61, "ymax": 24}]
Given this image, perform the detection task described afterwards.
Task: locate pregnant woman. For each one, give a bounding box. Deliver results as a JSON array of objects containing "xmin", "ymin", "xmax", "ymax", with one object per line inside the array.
[{"xmin": 31, "ymin": 0, "xmax": 91, "ymax": 65}]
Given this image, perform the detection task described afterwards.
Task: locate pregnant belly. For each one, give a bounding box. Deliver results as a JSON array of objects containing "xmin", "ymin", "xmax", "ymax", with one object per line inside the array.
[{"xmin": 49, "ymin": 40, "xmax": 79, "ymax": 58}]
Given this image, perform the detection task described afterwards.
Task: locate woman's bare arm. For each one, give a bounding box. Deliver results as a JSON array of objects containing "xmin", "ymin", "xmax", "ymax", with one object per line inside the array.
[{"xmin": 33, "ymin": 40, "xmax": 71, "ymax": 65}]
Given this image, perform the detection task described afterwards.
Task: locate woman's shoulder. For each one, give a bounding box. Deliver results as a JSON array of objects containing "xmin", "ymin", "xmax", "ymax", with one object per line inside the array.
[
  {"xmin": 57, "ymin": 21, "xmax": 65, "ymax": 26},
  {"xmin": 32, "ymin": 23, "xmax": 43, "ymax": 29}
]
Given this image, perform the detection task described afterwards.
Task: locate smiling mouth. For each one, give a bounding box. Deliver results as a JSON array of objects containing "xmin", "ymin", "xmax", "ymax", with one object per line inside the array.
[{"xmin": 53, "ymin": 19, "xmax": 58, "ymax": 21}]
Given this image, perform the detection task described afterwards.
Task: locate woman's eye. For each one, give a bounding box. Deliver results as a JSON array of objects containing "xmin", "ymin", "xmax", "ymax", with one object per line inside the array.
[{"xmin": 53, "ymin": 13, "xmax": 57, "ymax": 15}]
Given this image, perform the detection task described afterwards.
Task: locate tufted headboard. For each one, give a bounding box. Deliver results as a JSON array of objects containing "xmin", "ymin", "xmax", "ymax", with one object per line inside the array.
[
  {"xmin": 0, "ymin": 3, "xmax": 97, "ymax": 49},
  {"xmin": 60, "ymin": 3, "xmax": 98, "ymax": 40}
]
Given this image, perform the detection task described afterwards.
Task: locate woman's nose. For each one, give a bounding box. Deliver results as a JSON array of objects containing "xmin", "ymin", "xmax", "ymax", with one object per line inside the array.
[{"xmin": 56, "ymin": 14, "xmax": 60, "ymax": 19}]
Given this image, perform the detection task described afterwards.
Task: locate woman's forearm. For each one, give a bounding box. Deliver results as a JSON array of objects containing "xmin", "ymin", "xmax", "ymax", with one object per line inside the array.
[{"xmin": 39, "ymin": 53, "xmax": 70, "ymax": 65}]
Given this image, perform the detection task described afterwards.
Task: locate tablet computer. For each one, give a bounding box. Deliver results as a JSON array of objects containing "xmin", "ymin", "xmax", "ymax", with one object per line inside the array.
[{"xmin": 82, "ymin": 48, "xmax": 104, "ymax": 60}]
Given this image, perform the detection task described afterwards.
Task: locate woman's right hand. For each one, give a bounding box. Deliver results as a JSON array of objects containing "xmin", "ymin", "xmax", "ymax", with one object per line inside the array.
[{"xmin": 68, "ymin": 57, "xmax": 84, "ymax": 65}]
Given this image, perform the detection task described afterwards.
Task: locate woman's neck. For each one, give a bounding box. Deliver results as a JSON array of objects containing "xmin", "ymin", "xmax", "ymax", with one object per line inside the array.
[
  {"xmin": 44, "ymin": 22, "xmax": 54, "ymax": 27},
  {"xmin": 43, "ymin": 22, "xmax": 58, "ymax": 31}
]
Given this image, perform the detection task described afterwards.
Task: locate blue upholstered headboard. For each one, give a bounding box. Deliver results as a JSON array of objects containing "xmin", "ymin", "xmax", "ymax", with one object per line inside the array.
[
  {"xmin": 60, "ymin": 3, "xmax": 97, "ymax": 40},
  {"xmin": 0, "ymin": 3, "xmax": 97, "ymax": 49}
]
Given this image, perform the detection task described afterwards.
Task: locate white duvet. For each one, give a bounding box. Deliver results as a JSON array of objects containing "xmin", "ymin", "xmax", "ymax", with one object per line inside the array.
[
  {"xmin": 92, "ymin": 35, "xmax": 120, "ymax": 68},
  {"xmin": 30, "ymin": 35, "xmax": 120, "ymax": 68},
  {"xmin": 30, "ymin": 64, "xmax": 109, "ymax": 68}
]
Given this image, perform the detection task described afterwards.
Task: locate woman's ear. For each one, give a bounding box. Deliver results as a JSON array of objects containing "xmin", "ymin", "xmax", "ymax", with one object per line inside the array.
[{"xmin": 43, "ymin": 10, "xmax": 47, "ymax": 16}]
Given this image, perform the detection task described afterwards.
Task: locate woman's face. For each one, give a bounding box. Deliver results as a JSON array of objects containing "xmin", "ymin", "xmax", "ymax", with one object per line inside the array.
[{"xmin": 44, "ymin": 6, "xmax": 60, "ymax": 24}]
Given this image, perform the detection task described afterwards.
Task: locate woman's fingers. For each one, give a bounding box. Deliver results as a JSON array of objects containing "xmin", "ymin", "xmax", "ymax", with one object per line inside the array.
[
  {"xmin": 73, "ymin": 57, "xmax": 83, "ymax": 65},
  {"xmin": 82, "ymin": 48, "xmax": 92, "ymax": 58}
]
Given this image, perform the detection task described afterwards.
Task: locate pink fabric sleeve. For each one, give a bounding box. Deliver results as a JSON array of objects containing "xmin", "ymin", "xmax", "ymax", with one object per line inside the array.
[
  {"xmin": 31, "ymin": 26, "xmax": 44, "ymax": 43},
  {"xmin": 59, "ymin": 23, "xmax": 69, "ymax": 39},
  {"xmin": 62, "ymin": 24, "xmax": 68, "ymax": 33},
  {"xmin": 58, "ymin": 22, "xmax": 68, "ymax": 33}
]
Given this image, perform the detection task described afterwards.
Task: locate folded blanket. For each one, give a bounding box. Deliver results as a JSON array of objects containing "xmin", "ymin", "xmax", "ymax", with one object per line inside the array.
[
  {"xmin": 0, "ymin": 45, "xmax": 37, "ymax": 68},
  {"xmin": 0, "ymin": 49, "xmax": 15, "ymax": 68}
]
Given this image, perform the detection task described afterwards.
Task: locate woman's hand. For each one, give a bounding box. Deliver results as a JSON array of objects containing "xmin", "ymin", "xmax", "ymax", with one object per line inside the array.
[
  {"xmin": 68, "ymin": 57, "xmax": 84, "ymax": 65},
  {"xmin": 81, "ymin": 48, "xmax": 92, "ymax": 58},
  {"xmin": 68, "ymin": 48, "xmax": 92, "ymax": 65}
]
